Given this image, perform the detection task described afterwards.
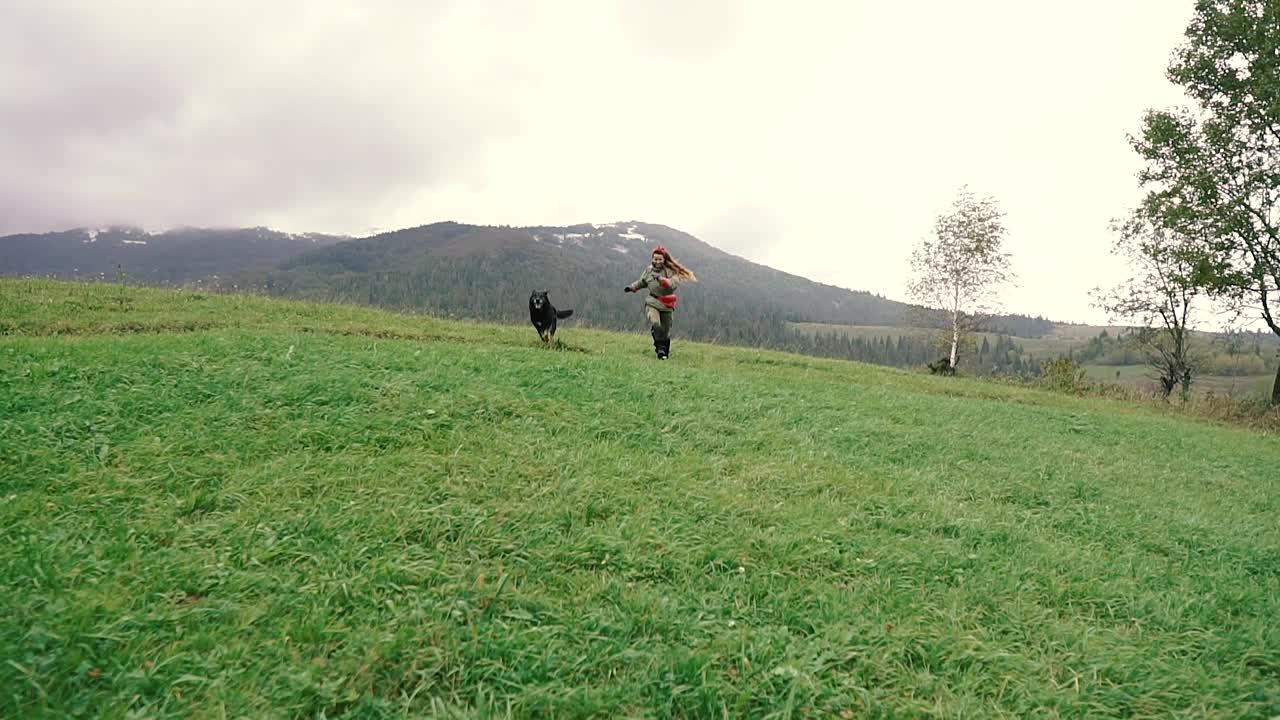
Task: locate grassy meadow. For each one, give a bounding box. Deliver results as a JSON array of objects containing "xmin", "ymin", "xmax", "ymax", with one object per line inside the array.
[
  {"xmin": 791, "ymin": 321, "xmax": 1278, "ymax": 401},
  {"xmin": 2, "ymin": 280, "xmax": 1279, "ymax": 718}
]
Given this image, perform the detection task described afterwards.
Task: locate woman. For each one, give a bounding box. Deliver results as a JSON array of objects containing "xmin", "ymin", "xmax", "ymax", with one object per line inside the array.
[{"xmin": 624, "ymin": 246, "xmax": 697, "ymax": 359}]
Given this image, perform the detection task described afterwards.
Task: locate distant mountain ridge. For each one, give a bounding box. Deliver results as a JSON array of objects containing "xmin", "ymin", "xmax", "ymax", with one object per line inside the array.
[
  {"xmin": 1, "ymin": 220, "xmax": 1055, "ymax": 346},
  {"xmin": 0, "ymin": 226, "xmax": 347, "ymax": 283},
  {"xmin": 251, "ymin": 221, "xmax": 935, "ymax": 344}
]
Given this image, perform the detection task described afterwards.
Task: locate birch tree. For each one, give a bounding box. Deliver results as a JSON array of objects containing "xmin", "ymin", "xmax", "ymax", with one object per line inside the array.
[{"xmin": 908, "ymin": 187, "xmax": 1013, "ymax": 373}]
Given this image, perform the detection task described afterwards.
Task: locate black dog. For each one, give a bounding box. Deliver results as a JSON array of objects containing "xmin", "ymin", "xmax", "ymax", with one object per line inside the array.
[
  {"xmin": 529, "ymin": 290, "xmax": 573, "ymax": 345},
  {"xmin": 927, "ymin": 357, "xmax": 956, "ymax": 376}
]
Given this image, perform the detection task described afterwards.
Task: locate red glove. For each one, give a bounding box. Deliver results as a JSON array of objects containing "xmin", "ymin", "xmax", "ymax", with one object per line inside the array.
[{"xmin": 659, "ymin": 278, "xmax": 672, "ymax": 289}]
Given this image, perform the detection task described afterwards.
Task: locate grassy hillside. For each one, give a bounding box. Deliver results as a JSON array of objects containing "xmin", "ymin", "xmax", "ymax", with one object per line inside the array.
[{"xmin": 3, "ymin": 280, "xmax": 1279, "ymax": 718}]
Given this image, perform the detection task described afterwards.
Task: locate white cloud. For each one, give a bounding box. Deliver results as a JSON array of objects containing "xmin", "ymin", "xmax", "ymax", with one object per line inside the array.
[{"xmin": 0, "ymin": 0, "xmax": 1197, "ymax": 324}]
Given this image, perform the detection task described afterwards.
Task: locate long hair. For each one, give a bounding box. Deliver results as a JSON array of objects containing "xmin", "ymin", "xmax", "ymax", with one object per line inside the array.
[{"xmin": 653, "ymin": 246, "xmax": 697, "ymax": 282}]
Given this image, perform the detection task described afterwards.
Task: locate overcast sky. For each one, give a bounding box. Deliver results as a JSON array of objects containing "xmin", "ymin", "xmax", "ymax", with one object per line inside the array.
[{"xmin": 1, "ymin": 1, "xmax": 1197, "ymax": 324}]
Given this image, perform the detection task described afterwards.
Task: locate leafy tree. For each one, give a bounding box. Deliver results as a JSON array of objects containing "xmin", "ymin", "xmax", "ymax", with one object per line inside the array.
[{"xmin": 1130, "ymin": 0, "xmax": 1280, "ymax": 403}]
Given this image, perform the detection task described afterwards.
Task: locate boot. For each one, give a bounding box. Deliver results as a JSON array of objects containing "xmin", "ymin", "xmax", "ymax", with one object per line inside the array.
[{"xmin": 651, "ymin": 326, "xmax": 668, "ymax": 359}]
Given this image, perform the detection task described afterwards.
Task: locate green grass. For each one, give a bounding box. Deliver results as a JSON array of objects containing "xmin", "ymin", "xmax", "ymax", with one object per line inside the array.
[
  {"xmin": 1082, "ymin": 364, "xmax": 1274, "ymax": 399},
  {"xmin": 3, "ymin": 280, "xmax": 1280, "ymax": 719}
]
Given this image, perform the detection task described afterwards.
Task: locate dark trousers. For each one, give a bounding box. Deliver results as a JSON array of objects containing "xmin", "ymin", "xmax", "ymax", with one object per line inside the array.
[{"xmin": 645, "ymin": 306, "xmax": 672, "ymax": 356}]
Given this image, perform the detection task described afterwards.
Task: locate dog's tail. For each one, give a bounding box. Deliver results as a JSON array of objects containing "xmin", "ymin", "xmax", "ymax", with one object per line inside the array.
[{"xmin": 557, "ymin": 309, "xmax": 574, "ymax": 319}]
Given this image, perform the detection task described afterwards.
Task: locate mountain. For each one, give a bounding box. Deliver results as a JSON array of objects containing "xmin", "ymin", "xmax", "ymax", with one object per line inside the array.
[
  {"xmin": 0, "ymin": 220, "xmax": 1055, "ymax": 349},
  {"xmin": 0, "ymin": 226, "xmax": 347, "ymax": 283},
  {"xmin": 239, "ymin": 220, "xmax": 932, "ymax": 347}
]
